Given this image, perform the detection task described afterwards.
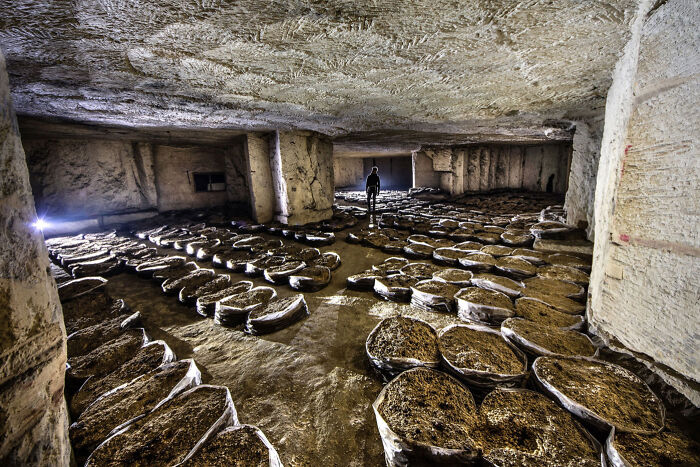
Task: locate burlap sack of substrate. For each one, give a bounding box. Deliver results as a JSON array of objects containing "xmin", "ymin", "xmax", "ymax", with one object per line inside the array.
[
  {"xmin": 134, "ymin": 255, "xmax": 187, "ymax": 277},
  {"xmin": 232, "ymin": 235, "xmax": 266, "ymax": 250},
  {"xmin": 532, "ymin": 356, "xmax": 665, "ymax": 434},
  {"xmin": 243, "ymin": 255, "xmax": 285, "ymax": 277},
  {"xmin": 346, "ymin": 270, "xmax": 382, "ymax": 291},
  {"xmin": 289, "ymin": 266, "xmax": 332, "ymax": 292},
  {"xmin": 185, "ymin": 238, "xmax": 220, "ymax": 257},
  {"xmin": 479, "ymin": 388, "xmax": 603, "ymax": 467},
  {"xmin": 372, "ymin": 368, "xmax": 480, "ymax": 466},
  {"xmin": 470, "ymin": 273, "xmax": 524, "ymax": 298},
  {"xmin": 365, "ymin": 316, "xmax": 440, "ymax": 380},
  {"xmin": 605, "ymin": 425, "xmax": 700, "ymax": 467},
  {"xmin": 410, "ymin": 280, "xmax": 460, "ymax": 313},
  {"xmin": 152, "ymin": 261, "xmax": 199, "ymax": 283},
  {"xmin": 123, "ymin": 248, "xmax": 158, "ymax": 270},
  {"xmin": 500, "ymin": 318, "xmax": 596, "ymax": 357},
  {"xmin": 520, "ymin": 289, "xmax": 586, "ymax": 315},
  {"xmin": 263, "ymin": 260, "xmax": 306, "ymax": 285},
  {"xmin": 500, "ymin": 230, "xmax": 534, "ymax": 247},
  {"xmin": 312, "ymin": 251, "xmax": 342, "ymax": 270},
  {"xmin": 180, "ymin": 424, "xmax": 283, "ymax": 467},
  {"xmin": 432, "ymin": 247, "xmax": 471, "ymax": 266},
  {"xmin": 432, "ymin": 268, "xmax": 473, "ymax": 287},
  {"xmin": 85, "ymin": 385, "xmax": 238, "ymax": 467},
  {"xmin": 514, "ymin": 297, "xmax": 585, "ymax": 330},
  {"xmin": 60, "ymin": 249, "xmax": 111, "ymax": 268},
  {"xmin": 67, "ymin": 312, "xmax": 141, "ymax": 358},
  {"xmin": 69, "ymin": 255, "xmax": 123, "ymax": 278},
  {"xmin": 438, "ymin": 324, "xmax": 527, "ymax": 388},
  {"xmin": 58, "ymin": 276, "xmax": 108, "ymax": 302},
  {"xmin": 179, "ymin": 274, "xmax": 231, "ymax": 305},
  {"xmin": 195, "ymin": 281, "xmax": 253, "ymax": 317},
  {"xmin": 372, "ymin": 257, "xmax": 409, "ymax": 275},
  {"xmin": 403, "ymin": 242, "xmax": 435, "ymax": 259},
  {"xmin": 458, "ymin": 252, "xmax": 496, "ymax": 272},
  {"xmin": 374, "ymin": 274, "xmax": 419, "ymax": 302},
  {"xmin": 62, "ymin": 291, "xmax": 130, "ymax": 336},
  {"xmin": 547, "ymin": 253, "xmax": 592, "ymax": 272},
  {"xmin": 67, "ymin": 328, "xmax": 148, "ymax": 381},
  {"xmin": 455, "ymin": 287, "xmax": 515, "ymax": 325},
  {"xmin": 161, "ymin": 268, "xmax": 215, "ymax": 295},
  {"xmin": 522, "ymin": 276, "xmax": 585, "ymax": 301},
  {"xmin": 399, "ymin": 262, "xmax": 439, "ymax": 280},
  {"xmin": 529, "ymin": 221, "xmax": 573, "ymax": 239},
  {"xmin": 215, "ymin": 286, "xmax": 277, "ymax": 326},
  {"xmin": 511, "ymin": 248, "xmax": 548, "ymax": 265},
  {"xmin": 303, "ymin": 231, "xmax": 336, "ymax": 246},
  {"xmin": 173, "ymin": 236, "xmax": 204, "ymax": 251},
  {"xmin": 245, "ymin": 294, "xmax": 309, "ymax": 335},
  {"xmin": 70, "ymin": 340, "xmax": 175, "ymax": 417},
  {"xmin": 537, "ymin": 265, "xmax": 590, "ymax": 286},
  {"xmin": 495, "ymin": 256, "xmax": 537, "ymax": 279},
  {"xmin": 70, "ymin": 359, "xmax": 201, "ymax": 460},
  {"xmin": 480, "ymin": 245, "xmax": 514, "ymax": 257}
]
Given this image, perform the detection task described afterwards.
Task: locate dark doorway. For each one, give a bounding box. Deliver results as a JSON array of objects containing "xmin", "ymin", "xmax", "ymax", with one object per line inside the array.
[{"xmin": 363, "ymin": 156, "xmax": 412, "ymax": 190}]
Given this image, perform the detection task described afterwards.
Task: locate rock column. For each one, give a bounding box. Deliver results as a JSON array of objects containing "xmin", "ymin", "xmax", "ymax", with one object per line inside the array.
[{"xmin": 0, "ymin": 51, "xmax": 71, "ymax": 465}]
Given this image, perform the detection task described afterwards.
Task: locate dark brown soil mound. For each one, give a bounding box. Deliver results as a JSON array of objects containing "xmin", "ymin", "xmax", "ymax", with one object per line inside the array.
[
  {"xmin": 182, "ymin": 425, "xmax": 280, "ymax": 467},
  {"xmin": 246, "ymin": 294, "xmax": 308, "ymax": 335},
  {"xmin": 480, "ymin": 245, "xmax": 514, "ymax": 257},
  {"xmin": 58, "ymin": 277, "xmax": 108, "ymax": 302},
  {"xmin": 245, "ymin": 255, "xmax": 286, "ymax": 276},
  {"xmin": 607, "ymin": 424, "xmax": 700, "ymax": 467},
  {"xmin": 70, "ymin": 360, "xmax": 198, "ymax": 458},
  {"xmin": 432, "ymin": 247, "xmax": 470, "ymax": 265},
  {"xmin": 312, "ymin": 251, "xmax": 341, "ymax": 270},
  {"xmin": 374, "ymin": 274, "xmax": 419, "ymax": 302},
  {"xmin": 374, "ymin": 368, "xmax": 479, "ymax": 462},
  {"xmin": 180, "ymin": 274, "xmax": 231, "ymax": 304},
  {"xmin": 533, "ymin": 357, "xmax": 665, "ymax": 434},
  {"xmin": 500, "ymin": 230, "xmax": 534, "ymax": 246},
  {"xmin": 547, "ymin": 253, "xmax": 592, "ymax": 271},
  {"xmin": 455, "ymin": 287, "xmax": 514, "ymax": 325},
  {"xmin": 289, "ymin": 266, "xmax": 332, "ymax": 291},
  {"xmin": 70, "ymin": 341, "xmax": 173, "ymax": 416},
  {"xmin": 511, "ymin": 248, "xmax": 548, "ymax": 265},
  {"xmin": 479, "ymin": 388, "xmax": 601, "ymax": 467},
  {"xmin": 458, "ymin": 252, "xmax": 497, "ymax": 272},
  {"xmin": 215, "ymin": 286, "xmax": 277, "ymax": 326},
  {"xmin": 453, "ymin": 241, "xmax": 484, "ymax": 252},
  {"xmin": 372, "ymin": 257, "xmax": 409, "ymax": 275},
  {"xmin": 152, "ymin": 262, "xmax": 199, "ymax": 283},
  {"xmin": 403, "ymin": 242, "xmax": 435, "ymax": 259},
  {"xmin": 346, "ymin": 271, "xmax": 382, "ymax": 290},
  {"xmin": 514, "ymin": 298, "xmax": 585, "ymax": 330},
  {"xmin": 399, "ymin": 262, "xmax": 439, "ymax": 280},
  {"xmin": 520, "ymin": 289, "xmax": 585, "ymax": 314},
  {"xmin": 62, "ymin": 292, "xmax": 129, "ymax": 335},
  {"xmin": 410, "ymin": 279, "xmax": 460, "ymax": 313},
  {"xmin": 364, "ymin": 232, "xmax": 391, "ymax": 249},
  {"xmin": 134, "ymin": 256, "xmax": 186, "ymax": 277},
  {"xmin": 495, "ymin": 256, "xmax": 537, "ymax": 278},
  {"xmin": 196, "ymin": 281, "xmax": 253, "ymax": 317},
  {"xmin": 67, "ymin": 329, "xmax": 146, "ymax": 380},
  {"xmin": 70, "ymin": 256, "xmax": 123, "ymax": 278},
  {"xmin": 263, "ymin": 260, "xmax": 306, "ymax": 284},
  {"xmin": 439, "ymin": 324, "xmax": 526, "ymax": 386},
  {"xmin": 162, "ymin": 268, "xmax": 215, "ymax": 295},
  {"xmin": 85, "ymin": 385, "xmax": 236, "ymax": 467},
  {"xmin": 366, "ymin": 317, "xmax": 440, "ymax": 377},
  {"xmin": 501, "ymin": 318, "xmax": 596, "ymax": 357}
]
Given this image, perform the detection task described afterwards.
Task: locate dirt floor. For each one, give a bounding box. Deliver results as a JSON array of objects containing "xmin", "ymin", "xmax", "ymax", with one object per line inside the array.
[{"xmin": 105, "ymin": 214, "xmax": 463, "ymax": 467}]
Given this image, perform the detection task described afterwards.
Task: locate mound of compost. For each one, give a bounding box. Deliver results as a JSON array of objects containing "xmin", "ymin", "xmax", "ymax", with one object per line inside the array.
[
  {"xmin": 606, "ymin": 424, "xmax": 700, "ymax": 467},
  {"xmin": 382, "ymin": 240, "xmax": 408, "ymax": 254},
  {"xmin": 364, "ymin": 232, "xmax": 391, "ymax": 249},
  {"xmin": 195, "ymin": 281, "xmax": 253, "ymax": 317},
  {"xmin": 533, "ymin": 357, "xmax": 665, "ymax": 434},
  {"xmin": 67, "ymin": 312, "xmax": 141, "ymax": 358},
  {"xmin": 495, "ymin": 256, "xmax": 537, "ymax": 279},
  {"xmin": 438, "ymin": 324, "xmax": 527, "ymax": 388},
  {"xmin": 514, "ymin": 298, "xmax": 585, "ymax": 330},
  {"xmin": 480, "ymin": 245, "xmax": 514, "ymax": 257},
  {"xmin": 346, "ymin": 271, "xmax": 382, "ymax": 291},
  {"xmin": 530, "ymin": 221, "xmax": 573, "ymax": 239},
  {"xmin": 152, "ymin": 262, "xmax": 199, "ymax": 283},
  {"xmin": 312, "ymin": 251, "xmax": 342, "ymax": 270},
  {"xmin": 373, "ymin": 368, "xmax": 479, "ymax": 466},
  {"xmin": 470, "ymin": 274, "xmax": 524, "ymax": 298},
  {"xmin": 366, "ymin": 316, "xmax": 440, "ymax": 378},
  {"xmin": 479, "ymin": 388, "xmax": 601, "ymax": 467},
  {"xmin": 215, "ymin": 287, "xmax": 277, "ymax": 326},
  {"xmin": 296, "ymin": 247, "xmax": 322, "ymax": 262},
  {"xmin": 179, "ymin": 274, "xmax": 231, "ymax": 304},
  {"xmin": 501, "ymin": 318, "xmax": 596, "ymax": 357},
  {"xmin": 245, "ymin": 294, "xmax": 309, "ymax": 335},
  {"xmin": 185, "ymin": 239, "xmax": 220, "ymax": 257},
  {"xmin": 520, "ymin": 289, "xmax": 585, "ymax": 314},
  {"xmin": 458, "ymin": 252, "xmax": 497, "ymax": 272},
  {"xmin": 58, "ymin": 277, "xmax": 108, "ymax": 302},
  {"xmin": 70, "ymin": 341, "xmax": 174, "ymax": 416},
  {"xmin": 374, "ymin": 274, "xmax": 419, "ymax": 302},
  {"xmin": 500, "ymin": 230, "xmax": 534, "ymax": 246},
  {"xmin": 410, "ymin": 279, "xmax": 460, "ymax": 313},
  {"xmin": 511, "ymin": 248, "xmax": 548, "ymax": 265},
  {"xmin": 399, "ymin": 262, "xmax": 439, "ymax": 280},
  {"xmin": 263, "ymin": 260, "xmax": 306, "ymax": 284},
  {"xmin": 244, "ymin": 255, "xmax": 286, "ymax": 277},
  {"xmin": 232, "ymin": 235, "xmax": 265, "ymax": 250},
  {"xmin": 453, "ymin": 241, "xmax": 484, "ymax": 252},
  {"xmin": 547, "ymin": 253, "xmax": 592, "ymax": 272},
  {"xmin": 432, "ymin": 247, "xmax": 470, "ymax": 266},
  {"xmin": 70, "ymin": 360, "xmax": 199, "ymax": 458},
  {"xmin": 455, "ymin": 287, "xmax": 514, "ymax": 325},
  {"xmin": 85, "ymin": 385, "xmax": 237, "ymax": 467},
  {"xmin": 522, "ymin": 276, "xmax": 585, "ymax": 300},
  {"xmin": 70, "ymin": 256, "xmax": 123, "ymax": 278},
  {"xmin": 67, "ymin": 328, "xmax": 146, "ymax": 380},
  {"xmin": 134, "ymin": 256, "xmax": 185, "ymax": 277},
  {"xmin": 162, "ymin": 268, "xmax": 215, "ymax": 295},
  {"xmin": 432, "ymin": 268, "xmax": 473, "ymax": 287},
  {"xmin": 372, "ymin": 257, "xmax": 409, "ymax": 275},
  {"xmin": 181, "ymin": 424, "xmax": 282, "ymax": 467},
  {"xmin": 62, "ymin": 292, "xmax": 129, "ymax": 335},
  {"xmin": 289, "ymin": 265, "xmax": 332, "ymax": 291},
  {"xmin": 537, "ymin": 265, "xmax": 590, "ymax": 285}
]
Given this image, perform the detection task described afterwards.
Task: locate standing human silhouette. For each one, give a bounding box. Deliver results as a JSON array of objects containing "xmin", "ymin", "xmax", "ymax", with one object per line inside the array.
[{"xmin": 366, "ymin": 166, "xmax": 380, "ymax": 212}]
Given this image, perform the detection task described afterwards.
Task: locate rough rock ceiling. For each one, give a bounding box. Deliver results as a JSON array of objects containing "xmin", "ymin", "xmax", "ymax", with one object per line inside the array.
[{"xmin": 1, "ymin": 0, "xmax": 638, "ymax": 144}]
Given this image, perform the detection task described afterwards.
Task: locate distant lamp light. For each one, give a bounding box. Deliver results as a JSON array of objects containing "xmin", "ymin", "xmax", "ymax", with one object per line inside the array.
[{"xmin": 33, "ymin": 218, "xmax": 50, "ymax": 231}]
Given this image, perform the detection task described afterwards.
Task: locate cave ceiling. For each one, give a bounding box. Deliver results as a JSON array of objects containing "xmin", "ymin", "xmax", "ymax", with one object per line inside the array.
[{"xmin": 0, "ymin": 0, "xmax": 638, "ymax": 148}]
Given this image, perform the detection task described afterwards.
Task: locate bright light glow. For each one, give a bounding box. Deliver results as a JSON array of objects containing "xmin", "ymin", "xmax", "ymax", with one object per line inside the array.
[{"xmin": 33, "ymin": 218, "xmax": 50, "ymax": 231}]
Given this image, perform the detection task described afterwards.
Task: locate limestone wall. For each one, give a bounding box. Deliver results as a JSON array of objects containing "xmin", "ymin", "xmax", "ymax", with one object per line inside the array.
[
  {"xmin": 590, "ymin": 0, "xmax": 700, "ymax": 401},
  {"xmin": 333, "ymin": 157, "xmax": 364, "ymax": 188},
  {"xmin": 23, "ymin": 135, "xmax": 250, "ymax": 218},
  {"xmin": 362, "ymin": 156, "xmax": 412, "ymax": 189},
  {"xmin": 414, "ymin": 143, "xmax": 571, "ymax": 195},
  {"xmin": 0, "ymin": 51, "xmax": 70, "ymax": 465},
  {"xmin": 564, "ymin": 118, "xmax": 605, "ymax": 236}
]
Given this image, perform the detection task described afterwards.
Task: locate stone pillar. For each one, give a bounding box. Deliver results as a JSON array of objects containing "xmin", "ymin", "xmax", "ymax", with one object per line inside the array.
[
  {"xmin": 0, "ymin": 51, "xmax": 71, "ymax": 465},
  {"xmin": 411, "ymin": 150, "xmax": 440, "ymax": 188},
  {"xmin": 269, "ymin": 130, "xmax": 334, "ymax": 225},
  {"xmin": 244, "ymin": 133, "xmax": 275, "ymax": 223}
]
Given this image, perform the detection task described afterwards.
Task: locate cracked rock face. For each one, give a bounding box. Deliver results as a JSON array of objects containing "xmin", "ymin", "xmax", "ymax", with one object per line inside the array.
[{"xmin": 1, "ymin": 0, "xmax": 636, "ymax": 140}]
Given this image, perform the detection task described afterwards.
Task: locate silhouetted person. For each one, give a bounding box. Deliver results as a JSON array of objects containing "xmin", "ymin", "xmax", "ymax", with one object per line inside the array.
[{"xmin": 366, "ymin": 166, "xmax": 380, "ymax": 212}]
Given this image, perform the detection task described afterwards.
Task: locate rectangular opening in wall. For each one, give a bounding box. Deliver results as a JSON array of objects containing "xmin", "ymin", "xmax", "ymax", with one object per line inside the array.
[{"xmin": 192, "ymin": 172, "xmax": 226, "ymax": 192}]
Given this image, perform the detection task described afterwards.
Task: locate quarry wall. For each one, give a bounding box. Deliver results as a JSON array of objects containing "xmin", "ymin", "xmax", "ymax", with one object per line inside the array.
[
  {"xmin": 362, "ymin": 156, "xmax": 412, "ymax": 189},
  {"xmin": 413, "ymin": 143, "xmax": 571, "ymax": 195},
  {"xmin": 22, "ymin": 135, "xmax": 249, "ymax": 219},
  {"xmin": 333, "ymin": 157, "xmax": 364, "ymax": 188},
  {"xmin": 0, "ymin": 51, "xmax": 71, "ymax": 466},
  {"xmin": 590, "ymin": 0, "xmax": 700, "ymax": 403}
]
